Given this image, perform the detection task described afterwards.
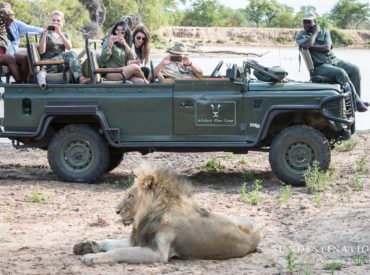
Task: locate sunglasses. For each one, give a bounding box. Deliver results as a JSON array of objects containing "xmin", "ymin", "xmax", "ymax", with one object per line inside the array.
[{"xmin": 135, "ymin": 36, "xmax": 146, "ymax": 41}]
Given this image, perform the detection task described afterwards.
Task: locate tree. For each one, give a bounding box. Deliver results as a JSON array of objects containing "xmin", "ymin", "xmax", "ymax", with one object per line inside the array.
[
  {"xmin": 268, "ymin": 4, "xmax": 294, "ymax": 28},
  {"xmin": 330, "ymin": 0, "xmax": 370, "ymax": 29},
  {"xmin": 245, "ymin": 0, "xmax": 280, "ymax": 27},
  {"xmin": 181, "ymin": 0, "xmax": 221, "ymax": 27}
]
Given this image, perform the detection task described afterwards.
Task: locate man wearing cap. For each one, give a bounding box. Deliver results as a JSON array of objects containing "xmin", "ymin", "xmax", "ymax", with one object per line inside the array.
[
  {"xmin": 153, "ymin": 42, "xmax": 203, "ymax": 79},
  {"xmin": 0, "ymin": 2, "xmax": 43, "ymax": 54},
  {"xmin": 296, "ymin": 12, "xmax": 368, "ymax": 112}
]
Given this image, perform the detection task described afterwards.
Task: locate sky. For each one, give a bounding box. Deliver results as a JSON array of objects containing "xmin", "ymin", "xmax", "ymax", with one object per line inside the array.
[{"xmin": 217, "ymin": 0, "xmax": 370, "ymax": 15}]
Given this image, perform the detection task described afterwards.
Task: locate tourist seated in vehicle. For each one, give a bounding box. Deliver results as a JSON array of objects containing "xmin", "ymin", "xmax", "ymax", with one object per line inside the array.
[
  {"xmin": 1, "ymin": 2, "xmax": 43, "ymax": 82},
  {"xmin": 153, "ymin": 42, "xmax": 203, "ymax": 79},
  {"xmin": 0, "ymin": 15, "xmax": 24, "ymax": 83},
  {"xmin": 130, "ymin": 24, "xmax": 151, "ymax": 79},
  {"xmin": 296, "ymin": 12, "xmax": 368, "ymax": 112},
  {"xmin": 99, "ymin": 21, "xmax": 148, "ymax": 84},
  {"xmin": 38, "ymin": 10, "xmax": 89, "ymax": 84},
  {"xmin": 0, "ymin": 5, "xmax": 40, "ymax": 83}
]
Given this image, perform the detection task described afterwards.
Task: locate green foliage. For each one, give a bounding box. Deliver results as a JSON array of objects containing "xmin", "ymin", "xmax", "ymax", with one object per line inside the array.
[
  {"xmin": 351, "ymin": 254, "xmax": 366, "ymax": 266},
  {"xmin": 242, "ymin": 171, "xmax": 256, "ymax": 182},
  {"xmin": 329, "ymin": 27, "xmax": 353, "ymax": 46},
  {"xmin": 335, "ymin": 138, "xmax": 357, "ymax": 151},
  {"xmin": 324, "ymin": 261, "xmax": 343, "ymax": 271},
  {"xmin": 356, "ymin": 156, "xmax": 369, "ymax": 174},
  {"xmin": 279, "ymin": 185, "xmax": 293, "ymax": 204},
  {"xmin": 11, "ymin": 0, "xmax": 90, "ymax": 47},
  {"xmin": 239, "ymin": 158, "xmax": 247, "ymax": 165},
  {"xmin": 285, "ymin": 247, "xmax": 296, "ymax": 273},
  {"xmin": 351, "ymin": 173, "xmax": 363, "ymax": 191},
  {"xmin": 240, "ymin": 179, "xmax": 262, "ymax": 205},
  {"xmin": 103, "ymin": 176, "xmax": 134, "ymax": 189},
  {"xmin": 181, "ymin": 0, "xmax": 223, "ymax": 27},
  {"xmin": 245, "ymin": 0, "xmax": 281, "ymax": 27},
  {"xmin": 30, "ymin": 191, "xmax": 46, "ymax": 203},
  {"xmin": 204, "ymin": 157, "xmax": 223, "ymax": 173},
  {"xmin": 276, "ymin": 36, "xmax": 291, "ymax": 44},
  {"xmin": 330, "ymin": 0, "xmax": 370, "ymax": 29},
  {"xmin": 304, "ymin": 161, "xmax": 330, "ymax": 193},
  {"xmin": 301, "ymin": 262, "xmax": 312, "ymax": 275}
]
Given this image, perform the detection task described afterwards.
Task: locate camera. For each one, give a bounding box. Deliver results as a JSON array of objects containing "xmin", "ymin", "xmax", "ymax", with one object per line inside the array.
[
  {"xmin": 47, "ymin": 26, "xmax": 55, "ymax": 31},
  {"xmin": 170, "ymin": 55, "xmax": 182, "ymax": 62}
]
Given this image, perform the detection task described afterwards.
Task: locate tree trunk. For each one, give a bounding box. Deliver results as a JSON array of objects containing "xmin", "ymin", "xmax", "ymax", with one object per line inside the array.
[{"xmin": 78, "ymin": 0, "xmax": 106, "ymax": 38}]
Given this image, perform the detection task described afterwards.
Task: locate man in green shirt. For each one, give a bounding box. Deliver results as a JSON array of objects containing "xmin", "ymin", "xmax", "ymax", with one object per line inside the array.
[{"xmin": 296, "ymin": 12, "xmax": 368, "ymax": 112}]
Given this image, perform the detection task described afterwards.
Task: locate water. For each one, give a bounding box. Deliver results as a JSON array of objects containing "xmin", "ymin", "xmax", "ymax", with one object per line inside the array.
[
  {"xmin": 0, "ymin": 47, "xmax": 369, "ymax": 145},
  {"xmin": 189, "ymin": 46, "xmax": 370, "ymax": 131}
]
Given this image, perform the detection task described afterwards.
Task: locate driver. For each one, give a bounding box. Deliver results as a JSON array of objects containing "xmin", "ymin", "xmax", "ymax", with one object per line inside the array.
[
  {"xmin": 153, "ymin": 42, "xmax": 203, "ymax": 79},
  {"xmin": 296, "ymin": 12, "xmax": 368, "ymax": 112}
]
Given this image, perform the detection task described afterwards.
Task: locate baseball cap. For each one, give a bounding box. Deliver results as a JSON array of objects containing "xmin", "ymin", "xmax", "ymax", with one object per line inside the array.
[{"xmin": 303, "ymin": 12, "xmax": 316, "ymax": 21}]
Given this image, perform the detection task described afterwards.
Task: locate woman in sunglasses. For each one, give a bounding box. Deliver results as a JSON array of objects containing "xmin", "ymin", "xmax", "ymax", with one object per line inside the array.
[
  {"xmin": 130, "ymin": 24, "xmax": 151, "ymax": 79},
  {"xmin": 100, "ymin": 21, "xmax": 148, "ymax": 84}
]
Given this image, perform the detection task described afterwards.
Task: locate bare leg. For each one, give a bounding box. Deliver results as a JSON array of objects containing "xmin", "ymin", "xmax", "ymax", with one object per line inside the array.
[
  {"xmin": 122, "ymin": 64, "xmax": 148, "ymax": 84},
  {"xmin": 1, "ymin": 54, "xmax": 21, "ymax": 82},
  {"xmin": 104, "ymin": 64, "xmax": 148, "ymax": 84},
  {"xmin": 14, "ymin": 53, "xmax": 28, "ymax": 82}
]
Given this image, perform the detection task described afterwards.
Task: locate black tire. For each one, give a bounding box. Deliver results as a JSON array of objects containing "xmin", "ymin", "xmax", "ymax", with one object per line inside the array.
[
  {"xmin": 106, "ymin": 150, "xmax": 124, "ymax": 173},
  {"xmin": 269, "ymin": 125, "xmax": 331, "ymax": 186},
  {"xmin": 47, "ymin": 124, "xmax": 109, "ymax": 183}
]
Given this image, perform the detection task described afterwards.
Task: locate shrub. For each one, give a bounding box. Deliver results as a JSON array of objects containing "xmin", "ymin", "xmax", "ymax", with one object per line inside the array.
[
  {"xmin": 329, "ymin": 28, "xmax": 353, "ymax": 47},
  {"xmin": 241, "ymin": 179, "xmax": 262, "ymax": 205}
]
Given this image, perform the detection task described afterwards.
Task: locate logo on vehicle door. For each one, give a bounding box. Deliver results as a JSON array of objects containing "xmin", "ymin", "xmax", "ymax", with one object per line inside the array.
[{"xmin": 195, "ymin": 101, "xmax": 236, "ymax": 126}]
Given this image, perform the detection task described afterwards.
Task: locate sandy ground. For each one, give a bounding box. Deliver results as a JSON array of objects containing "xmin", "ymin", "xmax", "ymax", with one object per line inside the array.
[{"xmin": 0, "ymin": 132, "xmax": 369, "ymax": 275}]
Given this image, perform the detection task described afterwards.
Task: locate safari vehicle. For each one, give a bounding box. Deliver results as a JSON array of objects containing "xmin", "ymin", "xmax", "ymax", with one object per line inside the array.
[{"xmin": 0, "ymin": 40, "xmax": 356, "ymax": 186}]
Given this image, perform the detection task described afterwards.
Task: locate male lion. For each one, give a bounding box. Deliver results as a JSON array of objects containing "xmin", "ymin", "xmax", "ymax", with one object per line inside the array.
[{"xmin": 74, "ymin": 164, "xmax": 262, "ymax": 265}]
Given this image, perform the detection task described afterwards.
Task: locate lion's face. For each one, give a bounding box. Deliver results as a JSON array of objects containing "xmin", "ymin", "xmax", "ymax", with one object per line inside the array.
[{"xmin": 115, "ymin": 186, "xmax": 139, "ymax": 226}]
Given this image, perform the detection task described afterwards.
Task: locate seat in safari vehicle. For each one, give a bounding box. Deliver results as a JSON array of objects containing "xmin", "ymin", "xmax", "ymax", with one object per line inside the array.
[
  {"xmin": 26, "ymin": 33, "xmax": 71, "ymax": 84},
  {"xmin": 299, "ymin": 47, "xmax": 334, "ymax": 83},
  {"xmin": 85, "ymin": 38, "xmax": 134, "ymax": 84}
]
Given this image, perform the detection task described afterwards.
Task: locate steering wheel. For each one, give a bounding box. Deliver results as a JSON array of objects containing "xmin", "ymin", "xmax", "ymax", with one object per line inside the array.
[
  {"xmin": 150, "ymin": 61, "xmax": 156, "ymax": 83},
  {"xmin": 210, "ymin": 60, "xmax": 224, "ymax": 78}
]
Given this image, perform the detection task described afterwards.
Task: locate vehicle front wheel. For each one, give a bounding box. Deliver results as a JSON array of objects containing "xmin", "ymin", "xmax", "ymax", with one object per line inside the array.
[
  {"xmin": 269, "ymin": 125, "xmax": 331, "ymax": 186},
  {"xmin": 47, "ymin": 124, "xmax": 109, "ymax": 183}
]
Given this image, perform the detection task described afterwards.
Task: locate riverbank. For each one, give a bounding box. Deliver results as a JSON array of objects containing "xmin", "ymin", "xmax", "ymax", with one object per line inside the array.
[{"xmin": 158, "ymin": 26, "xmax": 370, "ymax": 48}]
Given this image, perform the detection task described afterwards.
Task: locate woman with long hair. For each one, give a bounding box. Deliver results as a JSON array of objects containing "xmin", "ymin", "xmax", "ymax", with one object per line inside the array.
[
  {"xmin": 132, "ymin": 24, "xmax": 150, "ymax": 65},
  {"xmin": 38, "ymin": 10, "xmax": 89, "ymax": 84},
  {"xmin": 99, "ymin": 21, "xmax": 147, "ymax": 84}
]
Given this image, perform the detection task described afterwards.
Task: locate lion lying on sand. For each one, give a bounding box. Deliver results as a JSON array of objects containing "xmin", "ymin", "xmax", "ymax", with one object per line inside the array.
[{"xmin": 73, "ymin": 164, "xmax": 262, "ymax": 265}]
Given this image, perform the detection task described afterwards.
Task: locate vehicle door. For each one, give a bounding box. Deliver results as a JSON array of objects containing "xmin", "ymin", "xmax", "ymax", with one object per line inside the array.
[{"xmin": 173, "ymin": 79, "xmax": 246, "ymax": 141}]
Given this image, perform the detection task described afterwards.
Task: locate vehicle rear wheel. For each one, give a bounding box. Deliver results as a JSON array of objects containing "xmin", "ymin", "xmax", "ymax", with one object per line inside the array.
[
  {"xmin": 106, "ymin": 150, "xmax": 124, "ymax": 173},
  {"xmin": 47, "ymin": 124, "xmax": 109, "ymax": 183},
  {"xmin": 269, "ymin": 125, "xmax": 331, "ymax": 186}
]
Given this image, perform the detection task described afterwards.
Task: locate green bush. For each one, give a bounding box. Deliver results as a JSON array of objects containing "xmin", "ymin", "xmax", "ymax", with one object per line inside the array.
[{"xmin": 329, "ymin": 28, "xmax": 353, "ymax": 46}]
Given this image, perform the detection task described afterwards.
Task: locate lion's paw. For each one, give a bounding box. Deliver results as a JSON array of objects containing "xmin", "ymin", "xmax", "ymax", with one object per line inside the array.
[
  {"xmin": 73, "ymin": 241, "xmax": 94, "ymax": 255},
  {"xmin": 82, "ymin": 254, "xmax": 95, "ymax": 266}
]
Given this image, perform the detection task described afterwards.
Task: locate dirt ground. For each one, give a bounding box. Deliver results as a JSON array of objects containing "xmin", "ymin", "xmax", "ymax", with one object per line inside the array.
[{"xmin": 0, "ymin": 132, "xmax": 369, "ymax": 275}]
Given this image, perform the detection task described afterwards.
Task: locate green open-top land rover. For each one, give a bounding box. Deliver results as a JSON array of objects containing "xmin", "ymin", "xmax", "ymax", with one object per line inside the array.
[{"xmin": 0, "ymin": 50, "xmax": 356, "ymax": 186}]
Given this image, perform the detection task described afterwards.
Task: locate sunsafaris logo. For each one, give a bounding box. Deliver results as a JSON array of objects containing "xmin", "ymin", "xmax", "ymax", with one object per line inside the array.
[{"xmin": 195, "ymin": 101, "xmax": 236, "ymax": 126}]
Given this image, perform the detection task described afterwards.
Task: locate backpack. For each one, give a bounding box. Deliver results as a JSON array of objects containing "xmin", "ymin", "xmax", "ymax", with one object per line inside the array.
[{"xmin": 246, "ymin": 60, "xmax": 288, "ymax": 82}]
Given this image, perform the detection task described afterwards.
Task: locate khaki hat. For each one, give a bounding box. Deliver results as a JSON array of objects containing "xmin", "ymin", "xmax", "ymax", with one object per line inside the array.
[
  {"xmin": 167, "ymin": 42, "xmax": 188, "ymax": 55},
  {"xmin": 303, "ymin": 12, "xmax": 316, "ymax": 21}
]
